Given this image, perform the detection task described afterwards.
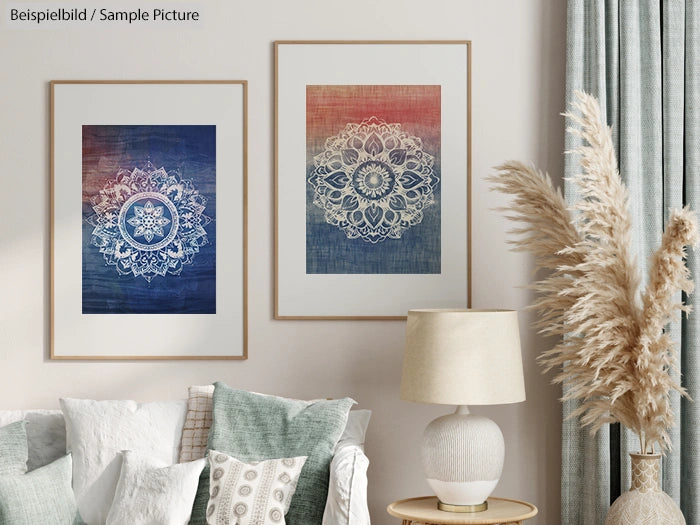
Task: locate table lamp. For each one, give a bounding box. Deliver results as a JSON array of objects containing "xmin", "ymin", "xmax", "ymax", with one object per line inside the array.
[{"xmin": 400, "ymin": 309, "xmax": 526, "ymax": 512}]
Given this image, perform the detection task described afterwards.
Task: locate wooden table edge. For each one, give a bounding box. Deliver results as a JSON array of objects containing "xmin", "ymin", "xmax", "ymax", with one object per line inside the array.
[{"xmin": 387, "ymin": 496, "xmax": 538, "ymax": 523}]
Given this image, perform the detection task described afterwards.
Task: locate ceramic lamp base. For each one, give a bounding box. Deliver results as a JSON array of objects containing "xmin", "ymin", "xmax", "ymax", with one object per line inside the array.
[
  {"xmin": 427, "ymin": 479, "xmax": 499, "ymax": 510},
  {"xmin": 421, "ymin": 406, "xmax": 504, "ymax": 512}
]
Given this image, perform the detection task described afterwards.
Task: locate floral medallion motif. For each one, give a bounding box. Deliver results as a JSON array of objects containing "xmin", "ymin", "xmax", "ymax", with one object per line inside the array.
[
  {"xmin": 308, "ymin": 116, "xmax": 439, "ymax": 244},
  {"xmin": 85, "ymin": 161, "xmax": 211, "ymax": 282}
]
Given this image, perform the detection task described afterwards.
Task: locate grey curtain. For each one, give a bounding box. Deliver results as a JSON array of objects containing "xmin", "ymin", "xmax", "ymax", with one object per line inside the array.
[{"xmin": 564, "ymin": 1, "xmax": 699, "ymax": 523}]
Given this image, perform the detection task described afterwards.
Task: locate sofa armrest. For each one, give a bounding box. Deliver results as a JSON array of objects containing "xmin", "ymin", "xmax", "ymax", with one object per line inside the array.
[{"xmin": 323, "ymin": 443, "xmax": 370, "ymax": 525}]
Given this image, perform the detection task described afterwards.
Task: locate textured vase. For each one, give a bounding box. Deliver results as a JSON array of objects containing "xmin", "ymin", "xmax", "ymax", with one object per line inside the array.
[{"xmin": 604, "ymin": 453, "xmax": 685, "ymax": 525}]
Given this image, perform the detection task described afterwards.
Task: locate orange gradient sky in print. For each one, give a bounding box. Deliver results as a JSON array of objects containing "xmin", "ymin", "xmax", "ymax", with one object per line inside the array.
[{"xmin": 306, "ymin": 85, "xmax": 441, "ymax": 156}]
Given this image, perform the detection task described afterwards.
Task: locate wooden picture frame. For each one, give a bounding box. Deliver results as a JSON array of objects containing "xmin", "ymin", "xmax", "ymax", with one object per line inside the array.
[
  {"xmin": 50, "ymin": 80, "xmax": 248, "ymax": 359},
  {"xmin": 275, "ymin": 41, "xmax": 471, "ymax": 319}
]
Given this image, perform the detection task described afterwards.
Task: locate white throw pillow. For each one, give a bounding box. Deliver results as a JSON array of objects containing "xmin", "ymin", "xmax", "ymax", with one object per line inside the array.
[
  {"xmin": 180, "ymin": 385, "xmax": 214, "ymax": 462},
  {"xmin": 206, "ymin": 450, "xmax": 307, "ymax": 525},
  {"xmin": 60, "ymin": 398, "xmax": 187, "ymax": 525},
  {"xmin": 322, "ymin": 444, "xmax": 370, "ymax": 525},
  {"xmin": 106, "ymin": 451, "xmax": 206, "ymax": 525}
]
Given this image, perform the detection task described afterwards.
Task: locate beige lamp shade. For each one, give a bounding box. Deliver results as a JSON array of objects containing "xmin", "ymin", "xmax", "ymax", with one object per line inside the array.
[{"xmin": 401, "ymin": 309, "xmax": 526, "ymax": 406}]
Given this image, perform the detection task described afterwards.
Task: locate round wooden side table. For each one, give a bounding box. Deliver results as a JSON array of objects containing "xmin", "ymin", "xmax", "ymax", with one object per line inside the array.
[{"xmin": 387, "ymin": 496, "xmax": 538, "ymax": 525}]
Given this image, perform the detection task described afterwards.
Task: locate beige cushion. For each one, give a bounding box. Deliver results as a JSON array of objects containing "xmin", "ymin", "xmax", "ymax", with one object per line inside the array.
[
  {"xmin": 205, "ymin": 451, "xmax": 306, "ymax": 525},
  {"xmin": 179, "ymin": 385, "xmax": 214, "ymax": 462}
]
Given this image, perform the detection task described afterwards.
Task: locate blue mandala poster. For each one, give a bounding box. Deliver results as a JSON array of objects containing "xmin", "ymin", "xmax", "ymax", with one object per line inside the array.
[{"xmin": 82, "ymin": 125, "xmax": 216, "ymax": 314}]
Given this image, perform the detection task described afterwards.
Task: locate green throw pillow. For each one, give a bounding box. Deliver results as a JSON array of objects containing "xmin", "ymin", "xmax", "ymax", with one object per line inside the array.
[
  {"xmin": 190, "ymin": 465, "xmax": 210, "ymax": 525},
  {"xmin": 0, "ymin": 454, "xmax": 84, "ymax": 525},
  {"xmin": 0, "ymin": 421, "xmax": 28, "ymax": 476},
  {"xmin": 189, "ymin": 384, "xmax": 354, "ymax": 525}
]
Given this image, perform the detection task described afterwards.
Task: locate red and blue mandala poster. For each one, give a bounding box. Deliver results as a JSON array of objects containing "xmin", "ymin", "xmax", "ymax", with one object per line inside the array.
[{"xmin": 306, "ymin": 85, "xmax": 441, "ymax": 274}]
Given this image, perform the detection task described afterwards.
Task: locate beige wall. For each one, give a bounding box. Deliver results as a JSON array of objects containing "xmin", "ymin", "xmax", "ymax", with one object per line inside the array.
[{"xmin": 0, "ymin": 1, "xmax": 566, "ymax": 523}]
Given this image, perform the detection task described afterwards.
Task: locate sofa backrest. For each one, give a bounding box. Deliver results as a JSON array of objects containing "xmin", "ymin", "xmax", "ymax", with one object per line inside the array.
[{"xmin": 0, "ymin": 410, "xmax": 66, "ymax": 471}]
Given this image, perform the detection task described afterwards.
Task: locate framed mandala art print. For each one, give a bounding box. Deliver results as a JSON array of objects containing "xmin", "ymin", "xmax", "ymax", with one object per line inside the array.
[
  {"xmin": 51, "ymin": 81, "xmax": 247, "ymax": 358},
  {"xmin": 275, "ymin": 41, "xmax": 471, "ymax": 319}
]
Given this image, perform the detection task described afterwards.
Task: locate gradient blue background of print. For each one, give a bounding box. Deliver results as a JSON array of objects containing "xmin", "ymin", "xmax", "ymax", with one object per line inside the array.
[
  {"xmin": 305, "ymin": 179, "xmax": 441, "ymax": 274},
  {"xmin": 82, "ymin": 125, "xmax": 216, "ymax": 314}
]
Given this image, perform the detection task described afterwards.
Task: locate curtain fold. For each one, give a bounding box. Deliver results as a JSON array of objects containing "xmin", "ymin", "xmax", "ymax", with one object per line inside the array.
[
  {"xmin": 564, "ymin": 1, "xmax": 699, "ymax": 523},
  {"xmin": 682, "ymin": 3, "xmax": 700, "ymax": 519}
]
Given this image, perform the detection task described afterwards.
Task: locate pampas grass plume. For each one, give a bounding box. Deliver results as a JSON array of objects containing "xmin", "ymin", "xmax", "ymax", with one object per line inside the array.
[{"xmin": 489, "ymin": 91, "xmax": 698, "ymax": 454}]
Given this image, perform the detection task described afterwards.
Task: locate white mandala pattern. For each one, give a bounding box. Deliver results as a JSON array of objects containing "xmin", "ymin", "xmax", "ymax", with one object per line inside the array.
[
  {"xmin": 127, "ymin": 200, "xmax": 171, "ymax": 242},
  {"xmin": 308, "ymin": 116, "xmax": 439, "ymax": 244},
  {"xmin": 85, "ymin": 161, "xmax": 211, "ymax": 282}
]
